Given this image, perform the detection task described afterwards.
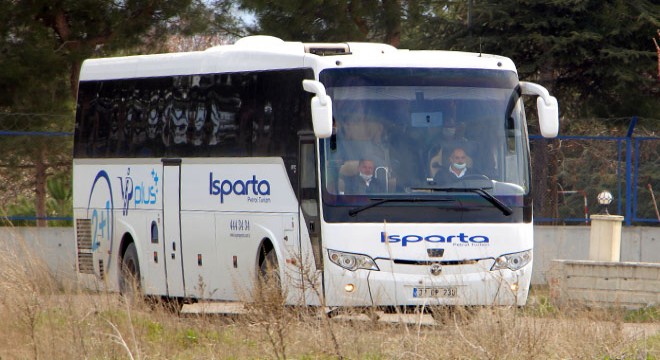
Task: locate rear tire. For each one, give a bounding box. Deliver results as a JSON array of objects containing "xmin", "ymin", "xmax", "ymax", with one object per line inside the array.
[{"xmin": 119, "ymin": 243, "xmax": 141, "ymax": 300}]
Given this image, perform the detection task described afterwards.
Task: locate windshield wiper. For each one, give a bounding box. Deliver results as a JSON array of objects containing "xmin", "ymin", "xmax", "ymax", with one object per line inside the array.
[
  {"xmin": 411, "ymin": 187, "xmax": 513, "ymax": 216},
  {"xmin": 348, "ymin": 198, "xmax": 451, "ymax": 217}
]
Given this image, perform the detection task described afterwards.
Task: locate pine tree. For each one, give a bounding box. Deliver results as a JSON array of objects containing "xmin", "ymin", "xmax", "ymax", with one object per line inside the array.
[
  {"xmin": 0, "ymin": 0, "xmax": 225, "ymax": 225},
  {"xmin": 406, "ymin": 0, "xmax": 660, "ymax": 119},
  {"xmin": 238, "ymin": 0, "xmax": 404, "ymax": 45}
]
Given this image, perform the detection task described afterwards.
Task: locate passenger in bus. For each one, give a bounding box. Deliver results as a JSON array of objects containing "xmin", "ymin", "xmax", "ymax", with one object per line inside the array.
[
  {"xmin": 341, "ymin": 159, "xmax": 385, "ymax": 194},
  {"xmin": 433, "ymin": 147, "xmax": 480, "ymax": 185},
  {"xmin": 335, "ymin": 100, "xmax": 389, "ymax": 169},
  {"xmin": 428, "ymin": 118, "xmax": 469, "ymax": 178}
]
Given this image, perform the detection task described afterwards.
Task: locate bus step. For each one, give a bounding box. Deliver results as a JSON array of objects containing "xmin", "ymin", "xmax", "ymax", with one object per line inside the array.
[{"xmin": 180, "ymin": 301, "xmax": 247, "ymax": 315}]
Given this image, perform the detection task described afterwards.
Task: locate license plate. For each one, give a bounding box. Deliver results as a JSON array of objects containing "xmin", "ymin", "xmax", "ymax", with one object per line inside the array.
[{"xmin": 413, "ymin": 287, "xmax": 458, "ymax": 298}]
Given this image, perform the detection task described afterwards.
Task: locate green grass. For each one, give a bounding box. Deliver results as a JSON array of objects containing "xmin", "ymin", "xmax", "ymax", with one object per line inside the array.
[{"xmin": 626, "ymin": 307, "xmax": 660, "ymax": 323}]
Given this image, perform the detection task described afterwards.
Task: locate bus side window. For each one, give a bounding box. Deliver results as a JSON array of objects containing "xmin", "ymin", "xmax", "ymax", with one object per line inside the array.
[{"xmin": 151, "ymin": 221, "xmax": 158, "ymax": 244}]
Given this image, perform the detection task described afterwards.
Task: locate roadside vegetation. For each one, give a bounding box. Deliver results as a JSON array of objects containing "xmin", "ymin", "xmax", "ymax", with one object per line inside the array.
[{"xmin": 0, "ymin": 244, "xmax": 658, "ymax": 359}]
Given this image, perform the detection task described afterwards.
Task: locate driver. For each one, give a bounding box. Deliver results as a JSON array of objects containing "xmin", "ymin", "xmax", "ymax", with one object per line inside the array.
[{"xmin": 433, "ymin": 147, "xmax": 479, "ymax": 185}]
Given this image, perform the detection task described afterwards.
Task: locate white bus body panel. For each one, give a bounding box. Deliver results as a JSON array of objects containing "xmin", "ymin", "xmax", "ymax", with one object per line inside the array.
[
  {"xmin": 74, "ymin": 159, "xmax": 165, "ymax": 293},
  {"xmin": 322, "ymin": 222, "xmax": 533, "ymax": 307},
  {"xmin": 74, "ymin": 158, "xmax": 314, "ymax": 303},
  {"xmin": 80, "ymin": 40, "xmax": 516, "ymax": 84}
]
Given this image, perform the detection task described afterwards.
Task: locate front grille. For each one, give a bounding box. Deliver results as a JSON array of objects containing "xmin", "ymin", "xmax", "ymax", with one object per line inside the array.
[{"xmin": 392, "ymin": 259, "xmax": 480, "ymax": 266}]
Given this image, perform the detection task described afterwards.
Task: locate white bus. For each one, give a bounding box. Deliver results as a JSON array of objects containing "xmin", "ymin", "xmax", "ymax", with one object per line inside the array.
[{"xmin": 73, "ymin": 36, "xmax": 558, "ymax": 308}]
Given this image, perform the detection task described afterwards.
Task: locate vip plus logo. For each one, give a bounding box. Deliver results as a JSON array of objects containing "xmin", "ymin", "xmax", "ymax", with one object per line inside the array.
[
  {"xmin": 118, "ymin": 167, "xmax": 160, "ymax": 215},
  {"xmin": 118, "ymin": 169, "xmax": 134, "ymax": 216},
  {"xmin": 135, "ymin": 168, "xmax": 159, "ymax": 205}
]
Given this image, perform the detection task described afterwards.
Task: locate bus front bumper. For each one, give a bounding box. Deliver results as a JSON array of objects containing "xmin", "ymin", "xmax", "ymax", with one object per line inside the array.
[{"xmin": 324, "ymin": 260, "xmax": 532, "ymax": 307}]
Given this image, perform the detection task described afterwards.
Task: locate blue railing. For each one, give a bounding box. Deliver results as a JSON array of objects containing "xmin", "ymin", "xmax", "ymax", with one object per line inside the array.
[
  {"xmin": 531, "ymin": 116, "xmax": 660, "ymax": 226},
  {"xmin": 1, "ymin": 117, "xmax": 658, "ymax": 226}
]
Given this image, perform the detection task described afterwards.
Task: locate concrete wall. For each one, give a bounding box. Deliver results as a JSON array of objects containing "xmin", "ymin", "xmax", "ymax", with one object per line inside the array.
[
  {"xmin": 533, "ymin": 225, "xmax": 660, "ymax": 284},
  {"xmin": 1, "ymin": 225, "xmax": 659, "ymax": 286},
  {"xmin": 0, "ymin": 227, "xmax": 76, "ymax": 283},
  {"xmin": 547, "ymin": 260, "xmax": 660, "ymax": 309}
]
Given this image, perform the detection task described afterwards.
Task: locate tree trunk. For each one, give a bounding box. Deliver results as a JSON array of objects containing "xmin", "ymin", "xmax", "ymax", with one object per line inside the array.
[
  {"xmin": 70, "ymin": 60, "xmax": 81, "ymax": 99},
  {"xmin": 35, "ymin": 146, "xmax": 47, "ymax": 227},
  {"xmin": 382, "ymin": 0, "xmax": 401, "ymax": 47}
]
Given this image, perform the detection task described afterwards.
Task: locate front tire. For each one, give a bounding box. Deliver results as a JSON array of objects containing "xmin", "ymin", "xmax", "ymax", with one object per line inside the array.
[
  {"xmin": 254, "ymin": 246, "xmax": 284, "ymax": 305},
  {"xmin": 259, "ymin": 247, "xmax": 280, "ymax": 284},
  {"xmin": 119, "ymin": 243, "xmax": 141, "ymax": 299}
]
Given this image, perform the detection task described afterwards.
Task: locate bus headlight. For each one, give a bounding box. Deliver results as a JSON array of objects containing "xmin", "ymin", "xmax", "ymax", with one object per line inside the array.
[
  {"xmin": 328, "ymin": 250, "xmax": 379, "ymax": 271},
  {"xmin": 491, "ymin": 250, "xmax": 531, "ymax": 271}
]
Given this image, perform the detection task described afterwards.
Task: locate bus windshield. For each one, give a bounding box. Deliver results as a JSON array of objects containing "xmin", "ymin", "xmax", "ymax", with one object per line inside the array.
[{"xmin": 320, "ymin": 68, "xmax": 531, "ymax": 223}]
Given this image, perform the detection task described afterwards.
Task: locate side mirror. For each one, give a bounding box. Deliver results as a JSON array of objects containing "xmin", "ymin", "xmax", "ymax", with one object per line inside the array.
[
  {"xmin": 520, "ymin": 81, "xmax": 559, "ymax": 138},
  {"xmin": 302, "ymin": 80, "xmax": 333, "ymax": 139}
]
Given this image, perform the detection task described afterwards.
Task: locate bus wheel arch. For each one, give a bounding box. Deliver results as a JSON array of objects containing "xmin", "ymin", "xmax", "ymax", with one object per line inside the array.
[
  {"xmin": 118, "ymin": 233, "xmax": 141, "ymax": 298},
  {"xmin": 257, "ymin": 238, "xmax": 280, "ymax": 283}
]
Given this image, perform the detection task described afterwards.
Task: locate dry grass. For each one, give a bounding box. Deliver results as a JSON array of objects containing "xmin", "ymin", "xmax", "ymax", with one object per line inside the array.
[{"xmin": 0, "ymin": 246, "xmax": 658, "ymax": 359}]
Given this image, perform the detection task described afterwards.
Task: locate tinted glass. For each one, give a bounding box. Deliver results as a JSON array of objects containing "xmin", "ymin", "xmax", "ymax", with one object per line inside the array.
[
  {"xmin": 319, "ymin": 68, "xmax": 531, "ymax": 223},
  {"xmin": 74, "ymin": 69, "xmax": 314, "ymax": 160}
]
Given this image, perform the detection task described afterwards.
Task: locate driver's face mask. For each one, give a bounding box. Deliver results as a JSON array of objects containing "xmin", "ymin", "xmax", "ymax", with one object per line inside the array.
[{"xmin": 359, "ymin": 172, "xmax": 373, "ymax": 182}]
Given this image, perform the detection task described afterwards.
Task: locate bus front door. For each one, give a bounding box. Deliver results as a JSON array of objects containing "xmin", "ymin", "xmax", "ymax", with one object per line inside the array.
[
  {"xmin": 298, "ymin": 135, "xmax": 323, "ymax": 303},
  {"xmin": 162, "ymin": 159, "xmax": 185, "ymax": 297}
]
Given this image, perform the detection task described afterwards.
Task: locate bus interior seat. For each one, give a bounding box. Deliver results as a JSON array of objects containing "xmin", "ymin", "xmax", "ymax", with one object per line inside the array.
[{"xmin": 339, "ymin": 117, "xmax": 389, "ymax": 165}]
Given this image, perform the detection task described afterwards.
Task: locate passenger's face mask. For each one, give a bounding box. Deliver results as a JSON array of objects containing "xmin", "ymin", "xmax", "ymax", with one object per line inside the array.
[{"xmin": 452, "ymin": 162, "xmax": 467, "ymax": 170}]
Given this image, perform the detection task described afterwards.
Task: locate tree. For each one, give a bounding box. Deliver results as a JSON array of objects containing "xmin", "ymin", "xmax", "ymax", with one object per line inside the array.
[
  {"xmin": 21, "ymin": 0, "xmax": 217, "ymax": 96},
  {"xmin": 406, "ymin": 0, "xmax": 660, "ymax": 119},
  {"xmin": 2, "ymin": 175, "xmax": 72, "ymax": 227},
  {"xmin": 0, "ymin": 0, "xmax": 235, "ymax": 226},
  {"xmin": 237, "ymin": 0, "xmax": 404, "ymax": 45},
  {"xmin": 0, "ymin": 0, "xmax": 73, "ymax": 225}
]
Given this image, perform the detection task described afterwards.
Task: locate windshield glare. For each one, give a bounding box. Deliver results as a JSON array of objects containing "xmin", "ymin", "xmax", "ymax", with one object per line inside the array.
[{"xmin": 321, "ymin": 68, "xmax": 529, "ymax": 206}]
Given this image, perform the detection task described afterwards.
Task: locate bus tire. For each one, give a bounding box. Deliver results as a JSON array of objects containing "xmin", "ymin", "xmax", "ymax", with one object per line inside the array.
[
  {"xmin": 119, "ymin": 242, "xmax": 141, "ymax": 300},
  {"xmin": 259, "ymin": 247, "xmax": 280, "ymax": 284},
  {"xmin": 257, "ymin": 246, "xmax": 283, "ymax": 303}
]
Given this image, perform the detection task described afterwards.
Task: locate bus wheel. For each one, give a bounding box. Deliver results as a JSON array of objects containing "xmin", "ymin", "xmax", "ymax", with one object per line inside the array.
[
  {"xmin": 119, "ymin": 243, "xmax": 141, "ymax": 301},
  {"xmin": 257, "ymin": 247, "xmax": 283, "ymax": 301},
  {"xmin": 259, "ymin": 247, "xmax": 280, "ymax": 284}
]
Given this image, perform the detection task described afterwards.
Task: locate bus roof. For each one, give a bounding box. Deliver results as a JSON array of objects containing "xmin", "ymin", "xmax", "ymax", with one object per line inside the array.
[{"xmin": 79, "ymin": 35, "xmax": 517, "ymax": 82}]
